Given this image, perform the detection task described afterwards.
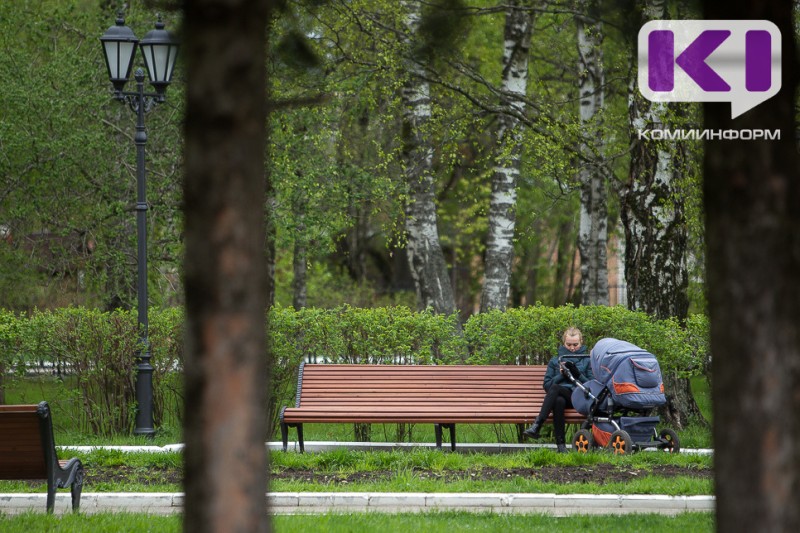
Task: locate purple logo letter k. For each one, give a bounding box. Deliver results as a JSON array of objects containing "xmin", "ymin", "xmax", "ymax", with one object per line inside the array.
[{"xmin": 649, "ymin": 30, "xmax": 731, "ymax": 92}]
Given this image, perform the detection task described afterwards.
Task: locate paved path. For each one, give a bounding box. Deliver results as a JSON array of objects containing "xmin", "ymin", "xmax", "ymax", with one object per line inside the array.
[{"xmin": 1, "ymin": 442, "xmax": 713, "ymax": 516}]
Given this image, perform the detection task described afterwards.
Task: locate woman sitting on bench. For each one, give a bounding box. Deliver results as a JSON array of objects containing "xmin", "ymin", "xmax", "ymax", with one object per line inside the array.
[{"xmin": 523, "ymin": 327, "xmax": 593, "ymax": 452}]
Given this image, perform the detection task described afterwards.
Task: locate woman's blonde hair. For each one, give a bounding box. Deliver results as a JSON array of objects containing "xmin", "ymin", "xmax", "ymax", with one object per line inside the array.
[{"xmin": 562, "ymin": 327, "xmax": 583, "ymax": 344}]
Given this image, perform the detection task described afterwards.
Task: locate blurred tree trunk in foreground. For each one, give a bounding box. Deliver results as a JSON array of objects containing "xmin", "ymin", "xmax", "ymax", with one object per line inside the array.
[
  {"xmin": 704, "ymin": 1, "xmax": 800, "ymax": 531},
  {"xmin": 182, "ymin": 1, "xmax": 273, "ymax": 532}
]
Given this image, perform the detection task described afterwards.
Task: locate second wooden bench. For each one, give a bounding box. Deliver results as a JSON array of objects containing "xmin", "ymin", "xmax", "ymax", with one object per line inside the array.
[
  {"xmin": 0, "ymin": 401, "xmax": 84, "ymax": 513},
  {"xmin": 279, "ymin": 363, "xmax": 585, "ymax": 452}
]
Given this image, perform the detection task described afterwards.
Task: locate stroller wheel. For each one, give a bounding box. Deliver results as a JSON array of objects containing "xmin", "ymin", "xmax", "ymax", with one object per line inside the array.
[
  {"xmin": 572, "ymin": 429, "xmax": 594, "ymax": 453},
  {"xmin": 658, "ymin": 428, "xmax": 681, "ymax": 453},
  {"xmin": 608, "ymin": 430, "xmax": 632, "ymax": 455}
]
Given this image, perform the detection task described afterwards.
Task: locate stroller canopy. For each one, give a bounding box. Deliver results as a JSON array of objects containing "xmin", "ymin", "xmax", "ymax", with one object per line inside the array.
[{"xmin": 590, "ymin": 338, "xmax": 666, "ymax": 410}]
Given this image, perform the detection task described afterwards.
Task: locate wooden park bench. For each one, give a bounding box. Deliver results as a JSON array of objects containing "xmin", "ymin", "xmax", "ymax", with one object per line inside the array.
[
  {"xmin": 279, "ymin": 363, "xmax": 585, "ymax": 452},
  {"xmin": 0, "ymin": 401, "xmax": 84, "ymax": 513}
]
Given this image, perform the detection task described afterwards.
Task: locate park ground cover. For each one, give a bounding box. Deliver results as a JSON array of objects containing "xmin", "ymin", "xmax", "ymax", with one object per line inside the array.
[
  {"xmin": 0, "ymin": 510, "xmax": 714, "ymax": 532},
  {"xmin": 1, "ymin": 377, "xmax": 713, "ymax": 528},
  {"xmin": 0, "ymin": 447, "xmax": 712, "ymax": 496},
  {"xmin": 1, "ymin": 374, "xmax": 713, "ymax": 495}
]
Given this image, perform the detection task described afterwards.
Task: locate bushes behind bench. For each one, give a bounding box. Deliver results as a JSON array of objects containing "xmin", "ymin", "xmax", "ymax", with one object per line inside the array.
[{"xmin": 0, "ymin": 305, "xmax": 708, "ymax": 436}]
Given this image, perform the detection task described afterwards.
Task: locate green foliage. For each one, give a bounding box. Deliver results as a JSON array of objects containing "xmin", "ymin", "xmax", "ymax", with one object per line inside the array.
[
  {"xmin": 464, "ymin": 304, "xmax": 705, "ymax": 376},
  {"xmin": 0, "ymin": 1, "xmax": 184, "ymax": 311},
  {"xmin": 0, "ymin": 0, "xmax": 708, "ymax": 317},
  {"xmin": 2, "ymin": 304, "xmax": 709, "ymax": 437},
  {"xmin": 1, "ymin": 307, "xmax": 183, "ymax": 435}
]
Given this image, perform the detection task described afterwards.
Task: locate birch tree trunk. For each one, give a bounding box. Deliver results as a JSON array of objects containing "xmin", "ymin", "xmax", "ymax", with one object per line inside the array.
[
  {"xmin": 622, "ymin": 0, "xmax": 700, "ymax": 430},
  {"xmin": 704, "ymin": 2, "xmax": 800, "ymax": 529},
  {"xmin": 480, "ymin": 0, "xmax": 532, "ymax": 312},
  {"xmin": 401, "ymin": 0, "xmax": 456, "ymax": 315},
  {"xmin": 576, "ymin": 0, "xmax": 609, "ymax": 306},
  {"xmin": 182, "ymin": 1, "xmax": 272, "ymax": 531}
]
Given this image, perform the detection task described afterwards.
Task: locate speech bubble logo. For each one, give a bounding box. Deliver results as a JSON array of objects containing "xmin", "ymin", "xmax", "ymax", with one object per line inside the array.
[{"xmin": 638, "ymin": 20, "xmax": 781, "ymax": 119}]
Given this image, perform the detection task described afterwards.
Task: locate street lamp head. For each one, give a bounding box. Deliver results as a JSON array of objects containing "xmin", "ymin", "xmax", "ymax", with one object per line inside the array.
[
  {"xmin": 100, "ymin": 12, "xmax": 138, "ymax": 95},
  {"xmin": 139, "ymin": 16, "xmax": 179, "ymax": 98}
]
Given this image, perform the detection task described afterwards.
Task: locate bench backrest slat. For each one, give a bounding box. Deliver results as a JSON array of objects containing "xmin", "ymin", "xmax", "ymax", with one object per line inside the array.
[
  {"xmin": 283, "ymin": 364, "xmax": 585, "ymax": 424},
  {"xmin": 0, "ymin": 405, "xmax": 47, "ymax": 479}
]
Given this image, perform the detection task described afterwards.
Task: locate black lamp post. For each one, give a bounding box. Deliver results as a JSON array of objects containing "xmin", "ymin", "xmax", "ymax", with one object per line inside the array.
[{"xmin": 100, "ymin": 13, "xmax": 178, "ymax": 437}]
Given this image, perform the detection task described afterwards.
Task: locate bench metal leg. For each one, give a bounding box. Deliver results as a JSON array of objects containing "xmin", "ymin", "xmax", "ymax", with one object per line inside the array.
[
  {"xmin": 46, "ymin": 479, "xmax": 56, "ymax": 514},
  {"xmin": 280, "ymin": 421, "xmax": 289, "ymax": 452},
  {"xmin": 434, "ymin": 424, "xmax": 457, "ymax": 451},
  {"xmin": 297, "ymin": 424, "xmax": 305, "ymax": 453},
  {"xmin": 446, "ymin": 424, "xmax": 456, "ymax": 451},
  {"xmin": 71, "ymin": 464, "xmax": 84, "ymax": 512},
  {"xmin": 280, "ymin": 422, "xmax": 305, "ymax": 453}
]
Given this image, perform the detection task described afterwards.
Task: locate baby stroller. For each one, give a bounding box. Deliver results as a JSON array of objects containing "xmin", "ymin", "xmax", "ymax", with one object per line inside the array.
[{"xmin": 561, "ymin": 338, "xmax": 680, "ymax": 454}]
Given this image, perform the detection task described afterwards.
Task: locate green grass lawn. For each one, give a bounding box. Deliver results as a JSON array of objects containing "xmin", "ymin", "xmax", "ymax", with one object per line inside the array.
[
  {"xmin": 0, "ymin": 510, "xmax": 714, "ymax": 532},
  {"xmin": 1, "ymin": 377, "xmax": 714, "ymax": 530},
  {"xmin": 0, "ymin": 447, "xmax": 712, "ymax": 495}
]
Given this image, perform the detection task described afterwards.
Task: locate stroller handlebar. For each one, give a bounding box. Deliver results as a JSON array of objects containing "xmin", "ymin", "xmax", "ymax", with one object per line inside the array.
[{"xmin": 557, "ymin": 355, "xmax": 600, "ymax": 402}]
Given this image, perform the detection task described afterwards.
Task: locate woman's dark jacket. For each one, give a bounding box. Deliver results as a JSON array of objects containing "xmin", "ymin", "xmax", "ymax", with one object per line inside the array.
[{"xmin": 542, "ymin": 345, "xmax": 593, "ymax": 392}]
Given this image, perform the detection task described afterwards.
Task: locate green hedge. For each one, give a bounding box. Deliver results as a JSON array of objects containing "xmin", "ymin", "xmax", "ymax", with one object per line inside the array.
[
  {"xmin": 0, "ymin": 304, "xmax": 709, "ymax": 437},
  {"xmin": 464, "ymin": 305, "xmax": 708, "ymax": 375},
  {"xmin": 0, "ymin": 307, "xmax": 182, "ymax": 434}
]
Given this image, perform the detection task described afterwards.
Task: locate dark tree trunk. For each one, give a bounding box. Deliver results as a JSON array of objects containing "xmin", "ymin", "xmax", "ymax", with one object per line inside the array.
[
  {"xmin": 265, "ymin": 184, "xmax": 277, "ymax": 310},
  {"xmin": 704, "ymin": 1, "xmax": 800, "ymax": 531},
  {"xmin": 292, "ymin": 240, "xmax": 307, "ymax": 309},
  {"xmin": 292, "ymin": 194, "xmax": 307, "ymax": 309},
  {"xmin": 551, "ymin": 220, "xmax": 574, "ymax": 306},
  {"xmin": 622, "ymin": 0, "xmax": 700, "ymax": 431},
  {"xmin": 354, "ymin": 423, "xmax": 371, "ymax": 442},
  {"xmin": 338, "ymin": 110, "xmax": 370, "ymax": 284},
  {"xmin": 182, "ymin": 1, "xmax": 273, "ymax": 532},
  {"xmin": 524, "ymin": 226, "xmax": 542, "ymax": 306}
]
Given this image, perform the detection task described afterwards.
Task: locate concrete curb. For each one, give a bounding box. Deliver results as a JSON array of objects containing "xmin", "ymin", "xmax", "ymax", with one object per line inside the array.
[{"xmin": 1, "ymin": 492, "xmax": 715, "ymax": 516}]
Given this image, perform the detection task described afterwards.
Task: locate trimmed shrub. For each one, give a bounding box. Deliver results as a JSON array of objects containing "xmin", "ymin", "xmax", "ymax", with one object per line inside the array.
[{"xmin": 0, "ymin": 304, "xmax": 709, "ymax": 437}]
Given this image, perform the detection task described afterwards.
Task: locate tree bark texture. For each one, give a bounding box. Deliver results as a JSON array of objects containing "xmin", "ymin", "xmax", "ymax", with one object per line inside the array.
[
  {"xmin": 576, "ymin": 0, "xmax": 609, "ymax": 306},
  {"xmin": 704, "ymin": 1, "xmax": 800, "ymax": 531},
  {"xmin": 623, "ymin": 0, "xmax": 687, "ymax": 319},
  {"xmin": 292, "ymin": 240, "xmax": 307, "ymax": 309},
  {"xmin": 622, "ymin": 0, "xmax": 698, "ymax": 431},
  {"xmin": 480, "ymin": 0, "xmax": 532, "ymax": 312},
  {"xmin": 551, "ymin": 220, "xmax": 575, "ymax": 306},
  {"xmin": 622, "ymin": 97, "xmax": 691, "ymax": 321},
  {"xmin": 401, "ymin": 0, "xmax": 457, "ymax": 315},
  {"xmin": 623, "ymin": 100, "xmax": 689, "ymax": 320},
  {"xmin": 182, "ymin": 1, "xmax": 272, "ymax": 532}
]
